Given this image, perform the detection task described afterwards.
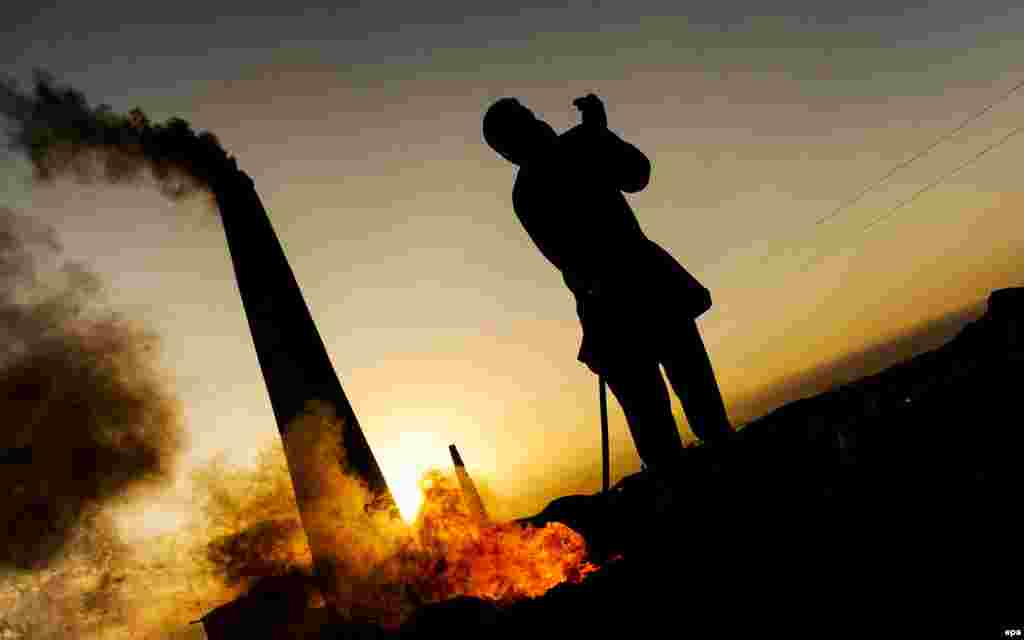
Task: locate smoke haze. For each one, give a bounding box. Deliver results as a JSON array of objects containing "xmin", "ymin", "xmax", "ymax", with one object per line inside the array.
[
  {"xmin": 0, "ymin": 206, "xmax": 190, "ymax": 638},
  {"xmin": 0, "ymin": 206, "xmax": 185, "ymax": 570}
]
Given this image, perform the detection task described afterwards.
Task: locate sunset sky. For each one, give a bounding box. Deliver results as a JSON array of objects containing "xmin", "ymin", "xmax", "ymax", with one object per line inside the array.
[{"xmin": 3, "ymin": 1, "xmax": 1024, "ymax": 525}]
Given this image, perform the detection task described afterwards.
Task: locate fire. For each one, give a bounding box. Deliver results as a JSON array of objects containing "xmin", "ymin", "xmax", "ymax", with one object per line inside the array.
[
  {"xmin": 404, "ymin": 471, "xmax": 599, "ymax": 604},
  {"xmin": 376, "ymin": 435, "xmax": 601, "ymax": 605},
  {"xmin": 191, "ymin": 421, "xmax": 603, "ymax": 631}
]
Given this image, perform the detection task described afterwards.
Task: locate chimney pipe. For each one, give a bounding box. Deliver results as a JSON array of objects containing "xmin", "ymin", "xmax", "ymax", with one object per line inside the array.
[
  {"xmin": 449, "ymin": 444, "xmax": 488, "ymax": 522},
  {"xmin": 209, "ymin": 162, "xmax": 395, "ymax": 510}
]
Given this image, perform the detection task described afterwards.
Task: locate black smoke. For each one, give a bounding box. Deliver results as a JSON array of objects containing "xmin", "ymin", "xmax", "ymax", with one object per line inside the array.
[
  {"xmin": 1, "ymin": 70, "xmax": 231, "ymax": 198},
  {"xmin": 0, "ymin": 206, "xmax": 185, "ymax": 570}
]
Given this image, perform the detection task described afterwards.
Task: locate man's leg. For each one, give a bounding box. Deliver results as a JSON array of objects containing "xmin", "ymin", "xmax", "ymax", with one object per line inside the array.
[
  {"xmin": 602, "ymin": 359, "xmax": 686, "ymax": 471},
  {"xmin": 661, "ymin": 319, "xmax": 733, "ymax": 446}
]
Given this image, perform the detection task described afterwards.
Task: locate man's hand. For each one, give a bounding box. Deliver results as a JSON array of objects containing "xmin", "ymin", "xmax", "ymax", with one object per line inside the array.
[{"xmin": 573, "ymin": 93, "xmax": 607, "ymax": 129}]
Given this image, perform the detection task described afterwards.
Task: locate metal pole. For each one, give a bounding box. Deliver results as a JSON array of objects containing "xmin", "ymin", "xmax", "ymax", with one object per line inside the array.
[{"xmin": 600, "ymin": 374, "xmax": 609, "ymax": 493}]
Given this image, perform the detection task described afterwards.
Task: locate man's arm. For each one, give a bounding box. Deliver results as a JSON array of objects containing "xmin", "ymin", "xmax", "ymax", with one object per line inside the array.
[
  {"xmin": 569, "ymin": 94, "xmax": 651, "ymax": 193},
  {"xmin": 600, "ymin": 128, "xmax": 651, "ymax": 193}
]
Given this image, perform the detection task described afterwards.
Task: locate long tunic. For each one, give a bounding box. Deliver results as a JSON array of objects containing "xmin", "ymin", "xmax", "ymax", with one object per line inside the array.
[{"xmin": 511, "ymin": 123, "xmax": 711, "ymax": 373}]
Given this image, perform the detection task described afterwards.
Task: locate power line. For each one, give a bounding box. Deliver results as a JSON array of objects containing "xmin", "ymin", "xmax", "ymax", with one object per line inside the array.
[
  {"xmin": 731, "ymin": 75, "xmax": 1024, "ymax": 277},
  {"xmin": 772, "ymin": 78, "xmax": 1024, "ymax": 275},
  {"xmin": 785, "ymin": 122, "xmax": 1024, "ymax": 275},
  {"xmin": 861, "ymin": 123, "xmax": 1024, "ymax": 232},
  {"xmin": 814, "ymin": 76, "xmax": 1024, "ymax": 226}
]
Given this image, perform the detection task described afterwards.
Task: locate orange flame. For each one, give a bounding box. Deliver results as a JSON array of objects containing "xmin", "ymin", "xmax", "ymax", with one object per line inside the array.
[
  {"xmin": 191, "ymin": 426, "xmax": 604, "ymax": 631},
  {"xmin": 403, "ymin": 471, "xmax": 599, "ymax": 605}
]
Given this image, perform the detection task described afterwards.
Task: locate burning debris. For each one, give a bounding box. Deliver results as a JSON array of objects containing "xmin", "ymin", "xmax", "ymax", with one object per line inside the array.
[
  {"xmin": 409, "ymin": 470, "xmax": 599, "ymax": 604},
  {"xmin": 194, "ymin": 412, "xmax": 600, "ymax": 632},
  {"xmin": 187, "ymin": 419, "xmax": 604, "ymax": 634}
]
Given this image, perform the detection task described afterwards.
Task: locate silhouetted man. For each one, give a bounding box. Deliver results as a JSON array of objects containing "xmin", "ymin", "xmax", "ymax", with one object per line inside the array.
[{"xmin": 482, "ymin": 93, "xmax": 733, "ymax": 474}]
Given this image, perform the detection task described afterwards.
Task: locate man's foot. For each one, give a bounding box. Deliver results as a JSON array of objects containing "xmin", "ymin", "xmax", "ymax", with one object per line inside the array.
[{"xmin": 690, "ymin": 434, "xmax": 736, "ymax": 471}]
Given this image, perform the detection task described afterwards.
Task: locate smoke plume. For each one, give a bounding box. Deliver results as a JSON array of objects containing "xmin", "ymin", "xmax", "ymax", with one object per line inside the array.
[
  {"xmin": 191, "ymin": 445, "xmax": 314, "ymax": 589},
  {"xmin": 1, "ymin": 71, "xmax": 229, "ymax": 198},
  {"xmin": 0, "ymin": 206, "xmax": 185, "ymax": 570}
]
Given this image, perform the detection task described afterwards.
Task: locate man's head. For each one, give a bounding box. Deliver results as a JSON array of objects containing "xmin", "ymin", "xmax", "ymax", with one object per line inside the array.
[{"xmin": 482, "ymin": 97, "xmax": 556, "ymax": 165}]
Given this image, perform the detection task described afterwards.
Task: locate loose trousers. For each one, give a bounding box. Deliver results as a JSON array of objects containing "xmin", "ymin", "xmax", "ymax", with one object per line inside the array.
[{"xmin": 601, "ymin": 318, "xmax": 732, "ymax": 470}]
